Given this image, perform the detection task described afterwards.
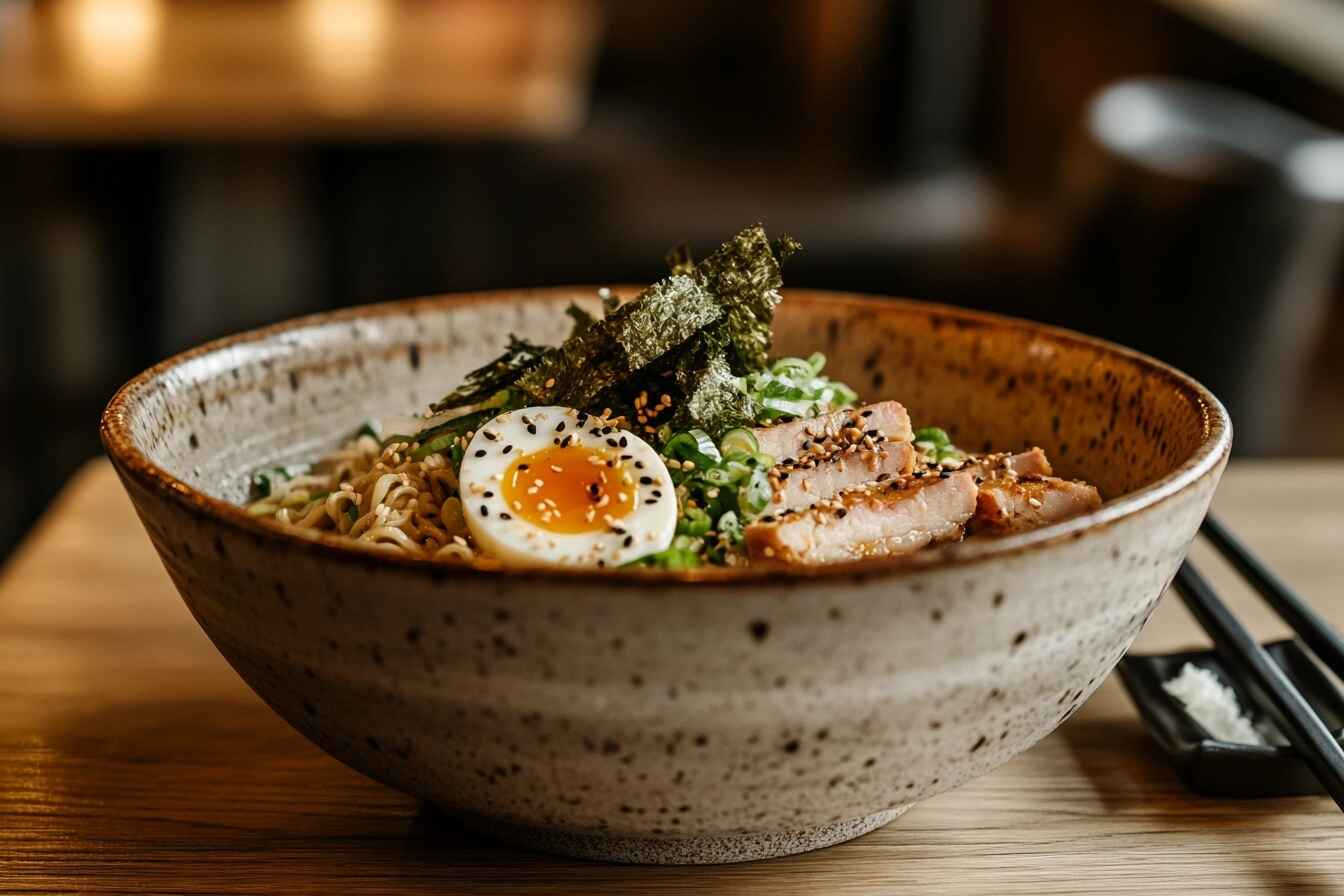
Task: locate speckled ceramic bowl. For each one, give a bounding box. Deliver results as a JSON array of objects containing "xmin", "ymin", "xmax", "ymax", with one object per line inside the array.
[{"xmin": 100, "ymin": 289, "xmax": 1230, "ymax": 864}]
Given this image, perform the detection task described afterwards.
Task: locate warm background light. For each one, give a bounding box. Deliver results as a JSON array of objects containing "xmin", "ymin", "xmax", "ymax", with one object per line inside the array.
[
  {"xmin": 295, "ymin": 0, "xmax": 390, "ymax": 115},
  {"xmin": 55, "ymin": 0, "xmax": 163, "ymax": 110}
]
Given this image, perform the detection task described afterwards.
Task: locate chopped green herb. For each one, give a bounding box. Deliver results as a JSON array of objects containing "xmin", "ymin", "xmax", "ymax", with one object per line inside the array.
[
  {"xmin": 739, "ymin": 352, "xmax": 858, "ymax": 424},
  {"xmin": 249, "ymin": 464, "xmax": 309, "ymax": 499},
  {"xmin": 913, "ymin": 426, "xmax": 965, "ymax": 464}
]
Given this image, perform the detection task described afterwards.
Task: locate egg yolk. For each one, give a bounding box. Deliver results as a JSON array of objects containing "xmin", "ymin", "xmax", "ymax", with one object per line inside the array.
[{"xmin": 499, "ymin": 444, "xmax": 637, "ymax": 534}]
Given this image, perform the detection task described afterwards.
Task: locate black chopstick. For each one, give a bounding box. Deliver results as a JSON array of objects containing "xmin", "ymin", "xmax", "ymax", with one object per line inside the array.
[
  {"xmin": 1202, "ymin": 513, "xmax": 1344, "ymax": 683},
  {"xmin": 1173, "ymin": 561, "xmax": 1344, "ymax": 811}
]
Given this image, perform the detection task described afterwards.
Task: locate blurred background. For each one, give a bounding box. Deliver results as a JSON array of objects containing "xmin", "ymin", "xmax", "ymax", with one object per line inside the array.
[{"xmin": 4, "ymin": 0, "xmax": 1344, "ymax": 558}]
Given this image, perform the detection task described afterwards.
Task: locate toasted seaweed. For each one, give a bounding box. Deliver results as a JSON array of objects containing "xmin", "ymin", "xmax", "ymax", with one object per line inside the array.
[
  {"xmin": 516, "ymin": 274, "xmax": 723, "ymax": 406},
  {"xmin": 665, "ymin": 243, "xmax": 694, "ymax": 276},
  {"xmin": 690, "ymin": 224, "xmax": 793, "ymax": 373},
  {"xmin": 430, "ymin": 335, "xmax": 545, "ymax": 413},
  {"xmin": 667, "ymin": 337, "xmax": 758, "ymax": 436},
  {"xmin": 428, "ymin": 225, "xmax": 799, "ymax": 438},
  {"xmin": 565, "ymin": 303, "xmax": 598, "ymax": 337}
]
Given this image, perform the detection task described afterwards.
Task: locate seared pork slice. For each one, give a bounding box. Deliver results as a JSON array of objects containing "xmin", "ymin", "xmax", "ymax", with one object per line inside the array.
[
  {"xmin": 746, "ymin": 471, "xmax": 976, "ymax": 565},
  {"xmin": 752, "ymin": 401, "xmax": 914, "ymax": 462},
  {"xmin": 768, "ymin": 441, "xmax": 915, "ymax": 511},
  {"xmin": 970, "ymin": 477, "xmax": 1101, "ymax": 535},
  {"xmin": 961, "ymin": 447, "xmax": 1053, "ymax": 481}
]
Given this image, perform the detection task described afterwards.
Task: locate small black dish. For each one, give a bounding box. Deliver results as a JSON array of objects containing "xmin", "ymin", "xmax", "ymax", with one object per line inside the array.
[{"xmin": 1118, "ymin": 639, "xmax": 1344, "ymax": 797}]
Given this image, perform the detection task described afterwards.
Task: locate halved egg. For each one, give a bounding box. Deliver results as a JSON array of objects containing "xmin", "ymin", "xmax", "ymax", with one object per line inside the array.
[{"xmin": 458, "ymin": 406, "xmax": 676, "ymax": 567}]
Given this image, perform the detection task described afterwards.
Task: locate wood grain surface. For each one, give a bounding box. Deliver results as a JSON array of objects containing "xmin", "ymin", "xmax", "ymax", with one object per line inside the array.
[{"xmin": 1, "ymin": 460, "xmax": 1342, "ymax": 894}]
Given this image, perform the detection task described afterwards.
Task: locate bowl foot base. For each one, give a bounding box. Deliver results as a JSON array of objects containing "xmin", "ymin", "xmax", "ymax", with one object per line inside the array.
[{"xmin": 457, "ymin": 804, "xmax": 911, "ymax": 865}]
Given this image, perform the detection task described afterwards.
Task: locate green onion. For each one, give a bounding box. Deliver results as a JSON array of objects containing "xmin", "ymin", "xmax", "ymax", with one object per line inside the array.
[
  {"xmin": 718, "ymin": 427, "xmax": 759, "ymax": 459},
  {"xmin": 738, "ymin": 355, "xmax": 858, "ymax": 425}
]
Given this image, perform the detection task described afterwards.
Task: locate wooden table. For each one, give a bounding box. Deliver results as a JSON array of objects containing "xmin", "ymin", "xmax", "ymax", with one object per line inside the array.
[{"xmin": 2, "ymin": 460, "xmax": 1342, "ymax": 894}]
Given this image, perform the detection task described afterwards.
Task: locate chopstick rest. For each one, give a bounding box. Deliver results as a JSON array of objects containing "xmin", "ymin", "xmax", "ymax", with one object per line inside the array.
[
  {"xmin": 1118, "ymin": 639, "xmax": 1344, "ymax": 797},
  {"xmin": 1119, "ymin": 516, "xmax": 1344, "ymax": 806}
]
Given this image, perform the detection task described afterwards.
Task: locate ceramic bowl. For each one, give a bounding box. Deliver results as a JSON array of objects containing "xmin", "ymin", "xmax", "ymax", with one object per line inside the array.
[{"xmin": 100, "ymin": 289, "xmax": 1230, "ymax": 864}]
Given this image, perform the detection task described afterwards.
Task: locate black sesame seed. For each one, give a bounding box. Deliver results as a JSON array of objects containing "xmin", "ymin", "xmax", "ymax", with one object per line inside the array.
[
  {"xmin": 555, "ymin": 421, "xmax": 566, "ymax": 432},
  {"xmin": 619, "ymin": 436, "xmax": 628, "ymax": 448},
  {"xmin": 521, "ymin": 415, "xmax": 533, "ymax": 425},
  {"xmin": 578, "ymin": 413, "xmax": 590, "ymax": 425},
  {"xmin": 634, "ymin": 460, "xmax": 645, "ymax": 469},
  {"xmin": 483, "ymin": 430, "xmax": 498, "ymax": 441},
  {"xmin": 503, "ymin": 445, "xmax": 513, "ymax": 455},
  {"xmin": 639, "ymin": 476, "xmax": 653, "ymax": 485},
  {"xmin": 606, "ymin": 459, "xmax": 617, "ymax": 468},
  {"xmin": 836, "ymin": 508, "xmax": 848, "ymax": 518},
  {"xmin": 474, "ymin": 449, "xmax": 487, "ymax": 457},
  {"xmin": 519, "ymin": 463, "xmax": 529, "ymax": 471},
  {"xmin": 479, "ymin": 505, "xmax": 489, "ymax": 517},
  {"xmin": 645, "ymin": 499, "xmax": 658, "ymax": 505},
  {"xmin": 590, "ymin": 428, "xmax": 601, "ymax": 437},
  {"xmin": 562, "ymin": 435, "xmax": 574, "ymax": 448},
  {"xmin": 877, "ymin": 473, "xmax": 891, "ymax": 482},
  {"xmin": 500, "ymin": 512, "xmax": 512, "ymax": 520},
  {"xmin": 621, "ymin": 453, "xmax": 633, "ymax": 460},
  {"xmin": 483, "ymin": 490, "xmax": 494, "ymax": 498},
  {"xmin": 623, "ymin": 535, "xmax": 634, "ymax": 548},
  {"xmin": 527, "ymin": 424, "xmax": 537, "ymax": 435},
  {"xmin": 861, "ymin": 410, "xmax": 873, "ymax": 417},
  {"xmin": 606, "ymin": 438, "xmax": 619, "ymax": 448},
  {"xmin": 651, "ymin": 489, "xmax": 662, "ymax": 497}
]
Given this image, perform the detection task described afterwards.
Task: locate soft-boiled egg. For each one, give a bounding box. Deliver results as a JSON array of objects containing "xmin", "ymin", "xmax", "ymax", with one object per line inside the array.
[{"xmin": 458, "ymin": 406, "xmax": 676, "ymax": 567}]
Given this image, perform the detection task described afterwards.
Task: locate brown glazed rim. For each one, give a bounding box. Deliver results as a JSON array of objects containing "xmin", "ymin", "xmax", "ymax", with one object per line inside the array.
[{"xmin": 100, "ymin": 288, "xmax": 1232, "ymax": 588}]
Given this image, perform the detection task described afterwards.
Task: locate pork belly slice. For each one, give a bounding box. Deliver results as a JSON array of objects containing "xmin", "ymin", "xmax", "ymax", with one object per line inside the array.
[
  {"xmin": 768, "ymin": 440, "xmax": 915, "ymax": 512},
  {"xmin": 752, "ymin": 401, "xmax": 914, "ymax": 462},
  {"xmin": 960, "ymin": 447, "xmax": 1053, "ymax": 480},
  {"xmin": 745, "ymin": 471, "xmax": 976, "ymax": 565},
  {"xmin": 970, "ymin": 476, "xmax": 1101, "ymax": 535}
]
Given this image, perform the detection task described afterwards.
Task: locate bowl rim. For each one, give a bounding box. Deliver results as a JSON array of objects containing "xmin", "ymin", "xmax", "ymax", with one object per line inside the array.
[{"xmin": 100, "ymin": 287, "xmax": 1232, "ymax": 587}]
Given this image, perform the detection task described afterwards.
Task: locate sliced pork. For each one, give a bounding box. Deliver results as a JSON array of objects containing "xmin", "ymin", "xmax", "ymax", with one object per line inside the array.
[
  {"xmin": 745, "ymin": 471, "xmax": 976, "ymax": 565},
  {"xmin": 768, "ymin": 440, "xmax": 915, "ymax": 512},
  {"xmin": 970, "ymin": 477, "xmax": 1101, "ymax": 535},
  {"xmin": 752, "ymin": 401, "xmax": 914, "ymax": 462},
  {"xmin": 960, "ymin": 447, "xmax": 1053, "ymax": 481}
]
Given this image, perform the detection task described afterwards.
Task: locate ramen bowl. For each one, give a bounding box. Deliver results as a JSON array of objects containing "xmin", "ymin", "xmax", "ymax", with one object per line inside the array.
[{"xmin": 100, "ymin": 289, "xmax": 1230, "ymax": 864}]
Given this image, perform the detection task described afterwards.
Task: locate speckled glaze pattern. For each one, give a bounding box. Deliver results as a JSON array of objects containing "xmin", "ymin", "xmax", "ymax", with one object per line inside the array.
[{"xmin": 101, "ymin": 289, "xmax": 1231, "ymax": 864}]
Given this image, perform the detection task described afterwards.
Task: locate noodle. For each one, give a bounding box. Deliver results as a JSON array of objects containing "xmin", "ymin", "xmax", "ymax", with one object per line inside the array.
[{"xmin": 246, "ymin": 436, "xmax": 475, "ymax": 561}]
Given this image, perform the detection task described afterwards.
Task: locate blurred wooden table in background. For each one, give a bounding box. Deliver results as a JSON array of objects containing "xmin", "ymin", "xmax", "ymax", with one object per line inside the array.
[
  {"xmin": 0, "ymin": 0, "xmax": 599, "ymax": 140},
  {"xmin": 1, "ymin": 460, "xmax": 1342, "ymax": 894}
]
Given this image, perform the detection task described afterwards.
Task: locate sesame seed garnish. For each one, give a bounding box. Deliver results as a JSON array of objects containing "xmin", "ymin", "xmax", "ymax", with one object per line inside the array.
[
  {"xmin": 482, "ymin": 430, "xmax": 498, "ymax": 441},
  {"xmin": 500, "ymin": 512, "xmax": 512, "ymax": 520},
  {"xmin": 518, "ymin": 464, "xmax": 529, "ymax": 471},
  {"xmin": 502, "ymin": 445, "xmax": 513, "ymax": 454},
  {"xmin": 512, "ymin": 500, "xmax": 522, "ymax": 510},
  {"xmin": 634, "ymin": 460, "xmax": 645, "ymax": 469},
  {"xmin": 1027, "ymin": 497, "xmax": 1043, "ymax": 508},
  {"xmin": 550, "ymin": 465, "xmax": 564, "ymax": 473},
  {"xmin": 527, "ymin": 424, "xmax": 537, "ymax": 435},
  {"xmin": 473, "ymin": 449, "xmax": 486, "ymax": 457},
  {"xmin": 479, "ymin": 505, "xmax": 489, "ymax": 517},
  {"xmin": 623, "ymin": 535, "xmax": 634, "ymax": 548},
  {"xmin": 555, "ymin": 421, "xmax": 566, "ymax": 432},
  {"xmin": 836, "ymin": 508, "xmax": 848, "ymax": 518},
  {"xmin": 483, "ymin": 490, "xmax": 494, "ymax": 498},
  {"xmin": 651, "ymin": 489, "xmax": 662, "ymax": 497},
  {"xmin": 639, "ymin": 476, "xmax": 653, "ymax": 485}
]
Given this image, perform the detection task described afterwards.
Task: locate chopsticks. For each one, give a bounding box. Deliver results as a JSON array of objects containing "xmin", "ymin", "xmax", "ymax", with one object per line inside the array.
[{"xmin": 1172, "ymin": 513, "xmax": 1344, "ymax": 810}]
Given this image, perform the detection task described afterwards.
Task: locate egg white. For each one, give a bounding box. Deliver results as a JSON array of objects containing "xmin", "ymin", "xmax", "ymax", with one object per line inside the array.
[{"xmin": 458, "ymin": 406, "xmax": 676, "ymax": 568}]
